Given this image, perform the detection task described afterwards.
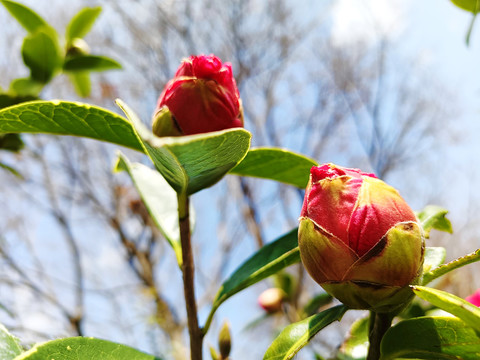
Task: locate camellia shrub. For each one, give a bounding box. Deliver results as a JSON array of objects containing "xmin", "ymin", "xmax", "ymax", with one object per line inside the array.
[{"xmin": 1, "ymin": 3, "xmax": 480, "ymax": 359}]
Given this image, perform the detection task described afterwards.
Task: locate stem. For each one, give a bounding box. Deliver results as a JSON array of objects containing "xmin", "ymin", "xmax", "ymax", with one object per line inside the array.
[
  {"xmin": 367, "ymin": 312, "xmax": 393, "ymax": 360},
  {"xmin": 178, "ymin": 192, "xmax": 203, "ymax": 360}
]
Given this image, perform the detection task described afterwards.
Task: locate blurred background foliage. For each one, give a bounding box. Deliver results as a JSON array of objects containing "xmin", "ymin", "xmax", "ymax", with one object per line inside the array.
[{"xmin": 0, "ymin": 0, "xmax": 478, "ymax": 359}]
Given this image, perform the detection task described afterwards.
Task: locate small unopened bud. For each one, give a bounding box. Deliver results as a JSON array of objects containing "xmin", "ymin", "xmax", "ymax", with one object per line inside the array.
[
  {"xmin": 218, "ymin": 320, "xmax": 231, "ymax": 359},
  {"xmin": 66, "ymin": 38, "xmax": 90, "ymax": 57},
  {"xmin": 258, "ymin": 288, "xmax": 285, "ymax": 313}
]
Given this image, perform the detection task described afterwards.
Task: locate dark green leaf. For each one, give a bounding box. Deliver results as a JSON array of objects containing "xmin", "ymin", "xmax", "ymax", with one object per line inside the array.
[
  {"xmin": 423, "ymin": 247, "xmax": 446, "ymax": 274},
  {"xmin": 263, "ymin": 305, "xmax": 348, "ymax": 360},
  {"xmin": 0, "ymin": 323, "xmax": 23, "ymax": 359},
  {"xmin": 9, "ymin": 78, "xmax": 43, "ymax": 97},
  {"xmin": 204, "ymin": 229, "xmax": 300, "ymax": 334},
  {"xmin": 114, "ymin": 153, "xmax": 188, "ymax": 266},
  {"xmin": 412, "ymin": 286, "xmax": 480, "ymax": 332},
  {"xmin": 415, "ymin": 205, "xmax": 453, "ymax": 238},
  {"xmin": 0, "ymin": 133, "xmax": 24, "ymax": 152},
  {"xmin": 66, "ymin": 6, "xmax": 102, "ymax": 42},
  {"xmin": 13, "ymin": 336, "xmax": 161, "ymax": 360},
  {"xmin": 0, "ymin": 100, "xmax": 144, "ymax": 151},
  {"xmin": 337, "ymin": 316, "xmax": 369, "ymax": 360},
  {"xmin": 22, "ymin": 30, "xmax": 62, "ymax": 83},
  {"xmin": 422, "ymin": 248, "xmax": 480, "ymax": 285},
  {"xmin": 380, "ymin": 316, "xmax": 480, "ymax": 360},
  {"xmin": 0, "ymin": 0, "xmax": 49, "ymax": 33},
  {"xmin": 68, "ymin": 72, "xmax": 91, "ymax": 97},
  {"xmin": 0, "ymin": 93, "xmax": 37, "ymax": 109},
  {"xmin": 230, "ymin": 147, "xmax": 317, "ymax": 188},
  {"xmin": 451, "ymin": 0, "xmax": 480, "ymax": 13},
  {"xmin": 63, "ymin": 55, "xmax": 122, "ymax": 72},
  {"xmin": 116, "ymin": 99, "xmax": 251, "ymax": 195}
]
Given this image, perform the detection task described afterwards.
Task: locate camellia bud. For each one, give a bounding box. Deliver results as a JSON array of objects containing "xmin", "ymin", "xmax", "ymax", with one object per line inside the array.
[
  {"xmin": 152, "ymin": 54, "xmax": 244, "ymax": 136},
  {"xmin": 258, "ymin": 288, "xmax": 286, "ymax": 313},
  {"xmin": 466, "ymin": 289, "xmax": 480, "ymax": 307},
  {"xmin": 218, "ymin": 320, "xmax": 232, "ymax": 359},
  {"xmin": 298, "ymin": 163, "xmax": 425, "ymax": 313}
]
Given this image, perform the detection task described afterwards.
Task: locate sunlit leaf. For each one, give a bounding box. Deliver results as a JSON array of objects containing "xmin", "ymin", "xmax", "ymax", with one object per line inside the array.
[
  {"xmin": 9, "ymin": 78, "xmax": 43, "ymax": 97},
  {"xmin": 0, "ymin": 323, "xmax": 23, "ymax": 360},
  {"xmin": 415, "ymin": 205, "xmax": 453, "ymax": 238},
  {"xmin": 66, "ymin": 6, "xmax": 102, "ymax": 42},
  {"xmin": 263, "ymin": 305, "xmax": 348, "ymax": 360},
  {"xmin": 0, "ymin": 0, "xmax": 50, "ymax": 34},
  {"xmin": 412, "ymin": 286, "xmax": 480, "ymax": 332},
  {"xmin": 63, "ymin": 55, "xmax": 122, "ymax": 72},
  {"xmin": 422, "ymin": 247, "xmax": 446, "ymax": 274},
  {"xmin": 22, "ymin": 30, "xmax": 62, "ymax": 83},
  {"xmin": 380, "ymin": 316, "xmax": 480, "ymax": 360},
  {"xmin": 451, "ymin": 0, "xmax": 480, "ymax": 13},
  {"xmin": 68, "ymin": 72, "xmax": 91, "ymax": 97},
  {"xmin": 337, "ymin": 316, "xmax": 369, "ymax": 360}
]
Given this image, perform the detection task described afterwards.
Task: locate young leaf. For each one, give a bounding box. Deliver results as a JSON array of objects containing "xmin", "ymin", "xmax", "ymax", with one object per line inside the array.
[
  {"xmin": 9, "ymin": 78, "xmax": 43, "ymax": 97},
  {"xmin": 263, "ymin": 305, "xmax": 348, "ymax": 360},
  {"xmin": 0, "ymin": 0, "xmax": 49, "ymax": 34},
  {"xmin": 422, "ymin": 247, "xmax": 446, "ymax": 274},
  {"xmin": 13, "ymin": 337, "xmax": 162, "ymax": 360},
  {"xmin": 336, "ymin": 316, "xmax": 369, "ymax": 360},
  {"xmin": 412, "ymin": 286, "xmax": 480, "ymax": 332},
  {"xmin": 63, "ymin": 55, "xmax": 122, "ymax": 72},
  {"xmin": 22, "ymin": 30, "xmax": 62, "ymax": 83},
  {"xmin": 204, "ymin": 229, "xmax": 300, "ymax": 334},
  {"xmin": 0, "ymin": 101, "xmax": 144, "ymax": 151},
  {"xmin": 114, "ymin": 152, "xmax": 192, "ymax": 266},
  {"xmin": 0, "ymin": 323, "xmax": 23, "ymax": 359},
  {"xmin": 66, "ymin": 6, "xmax": 102, "ymax": 42},
  {"xmin": 68, "ymin": 72, "xmax": 91, "ymax": 97},
  {"xmin": 380, "ymin": 316, "xmax": 480, "ymax": 360},
  {"xmin": 229, "ymin": 147, "xmax": 318, "ymax": 188},
  {"xmin": 415, "ymin": 205, "xmax": 453, "ymax": 238},
  {"xmin": 422, "ymin": 248, "xmax": 480, "ymax": 285}
]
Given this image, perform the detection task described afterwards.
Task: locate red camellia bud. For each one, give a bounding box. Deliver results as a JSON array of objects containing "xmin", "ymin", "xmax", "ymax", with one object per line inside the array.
[
  {"xmin": 466, "ymin": 289, "xmax": 480, "ymax": 307},
  {"xmin": 298, "ymin": 163, "xmax": 425, "ymax": 313},
  {"xmin": 152, "ymin": 54, "xmax": 244, "ymax": 136},
  {"xmin": 258, "ymin": 288, "xmax": 286, "ymax": 313}
]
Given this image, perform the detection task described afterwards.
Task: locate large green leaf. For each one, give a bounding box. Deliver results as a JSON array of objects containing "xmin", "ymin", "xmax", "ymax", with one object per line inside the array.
[
  {"xmin": 263, "ymin": 305, "xmax": 348, "ymax": 360},
  {"xmin": 66, "ymin": 6, "xmax": 102, "ymax": 42},
  {"xmin": 0, "ymin": 101, "xmax": 144, "ymax": 151},
  {"xmin": 230, "ymin": 147, "xmax": 317, "ymax": 188},
  {"xmin": 0, "ymin": 323, "xmax": 23, "ymax": 359},
  {"xmin": 114, "ymin": 153, "xmax": 195, "ymax": 266},
  {"xmin": 63, "ymin": 55, "xmax": 122, "ymax": 72},
  {"xmin": 116, "ymin": 100, "xmax": 252, "ymax": 195},
  {"xmin": 415, "ymin": 205, "xmax": 453, "ymax": 238},
  {"xmin": 412, "ymin": 286, "xmax": 480, "ymax": 332},
  {"xmin": 380, "ymin": 316, "xmax": 480, "ymax": 360},
  {"xmin": 422, "ymin": 248, "xmax": 480, "ymax": 285},
  {"xmin": 22, "ymin": 30, "xmax": 62, "ymax": 83},
  {"xmin": 13, "ymin": 337, "xmax": 161, "ymax": 360},
  {"xmin": 422, "ymin": 247, "xmax": 446, "ymax": 274},
  {"xmin": 0, "ymin": 0, "xmax": 49, "ymax": 34},
  {"xmin": 336, "ymin": 316, "xmax": 369, "ymax": 360},
  {"xmin": 204, "ymin": 229, "xmax": 300, "ymax": 333}
]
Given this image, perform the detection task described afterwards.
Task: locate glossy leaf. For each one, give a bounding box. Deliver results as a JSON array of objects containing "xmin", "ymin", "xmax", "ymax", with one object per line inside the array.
[
  {"xmin": 263, "ymin": 305, "xmax": 348, "ymax": 360},
  {"xmin": 380, "ymin": 316, "xmax": 480, "ymax": 360},
  {"xmin": 416, "ymin": 205, "xmax": 453, "ymax": 238},
  {"xmin": 412, "ymin": 286, "xmax": 480, "ymax": 332},
  {"xmin": 0, "ymin": 101, "xmax": 144, "ymax": 151},
  {"xmin": 66, "ymin": 6, "xmax": 102, "ymax": 42},
  {"xmin": 68, "ymin": 72, "xmax": 91, "ymax": 97},
  {"xmin": 22, "ymin": 30, "xmax": 61, "ymax": 83},
  {"xmin": 63, "ymin": 55, "xmax": 122, "ymax": 72},
  {"xmin": 204, "ymin": 229, "xmax": 300, "ymax": 333},
  {"xmin": 422, "ymin": 247, "xmax": 446, "ymax": 274},
  {"xmin": 0, "ymin": 0, "xmax": 49, "ymax": 34},
  {"xmin": 451, "ymin": 0, "xmax": 480, "ymax": 12},
  {"xmin": 422, "ymin": 248, "xmax": 480, "ymax": 285},
  {"xmin": 337, "ymin": 316, "xmax": 369, "ymax": 360},
  {"xmin": 229, "ymin": 147, "xmax": 317, "ymax": 188},
  {"xmin": 114, "ymin": 153, "xmax": 191, "ymax": 266},
  {"xmin": 116, "ymin": 99, "xmax": 251, "ymax": 195},
  {"xmin": 14, "ymin": 337, "xmax": 161, "ymax": 360},
  {"xmin": 0, "ymin": 323, "xmax": 23, "ymax": 359}
]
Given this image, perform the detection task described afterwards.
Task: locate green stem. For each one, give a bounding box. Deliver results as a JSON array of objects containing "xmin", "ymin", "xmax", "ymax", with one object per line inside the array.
[
  {"xmin": 178, "ymin": 192, "xmax": 203, "ymax": 360},
  {"xmin": 367, "ymin": 312, "xmax": 393, "ymax": 360}
]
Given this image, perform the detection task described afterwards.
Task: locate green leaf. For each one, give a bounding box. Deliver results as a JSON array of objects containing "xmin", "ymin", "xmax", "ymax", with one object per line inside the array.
[
  {"xmin": 263, "ymin": 305, "xmax": 348, "ymax": 360},
  {"xmin": 116, "ymin": 99, "xmax": 251, "ymax": 195},
  {"xmin": 229, "ymin": 147, "xmax": 317, "ymax": 188},
  {"xmin": 415, "ymin": 205, "xmax": 453, "ymax": 238},
  {"xmin": 302, "ymin": 292, "xmax": 333, "ymax": 317},
  {"xmin": 9, "ymin": 78, "xmax": 43, "ymax": 97},
  {"xmin": 412, "ymin": 286, "xmax": 480, "ymax": 332},
  {"xmin": 22, "ymin": 30, "xmax": 62, "ymax": 83},
  {"xmin": 0, "ymin": 93, "xmax": 37, "ymax": 109},
  {"xmin": 13, "ymin": 337, "xmax": 161, "ymax": 360},
  {"xmin": 0, "ymin": 100, "xmax": 144, "ymax": 151},
  {"xmin": 68, "ymin": 72, "xmax": 91, "ymax": 97},
  {"xmin": 451, "ymin": 0, "xmax": 480, "ymax": 13},
  {"xmin": 204, "ymin": 229, "xmax": 300, "ymax": 334},
  {"xmin": 63, "ymin": 55, "xmax": 122, "ymax": 72},
  {"xmin": 114, "ymin": 152, "xmax": 191, "ymax": 266},
  {"xmin": 0, "ymin": 133, "xmax": 24, "ymax": 152},
  {"xmin": 66, "ymin": 6, "xmax": 102, "ymax": 42},
  {"xmin": 423, "ymin": 247, "xmax": 446, "ymax": 274},
  {"xmin": 336, "ymin": 316, "xmax": 369, "ymax": 360},
  {"xmin": 0, "ymin": 0, "xmax": 49, "ymax": 34},
  {"xmin": 380, "ymin": 316, "xmax": 480, "ymax": 360},
  {"xmin": 0, "ymin": 323, "xmax": 23, "ymax": 359},
  {"xmin": 422, "ymin": 248, "xmax": 480, "ymax": 285}
]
